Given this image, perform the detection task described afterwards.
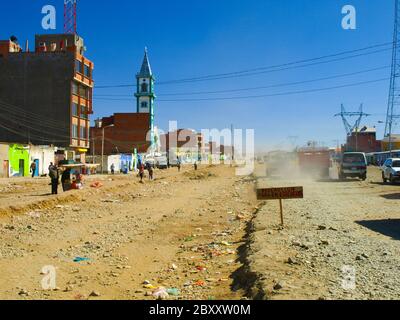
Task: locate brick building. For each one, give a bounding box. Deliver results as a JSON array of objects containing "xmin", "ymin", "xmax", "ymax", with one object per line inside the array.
[
  {"xmin": 344, "ymin": 126, "xmax": 381, "ymax": 153},
  {"xmin": 91, "ymin": 113, "xmax": 152, "ymax": 154},
  {"xmin": 0, "ymin": 34, "xmax": 94, "ymax": 162}
]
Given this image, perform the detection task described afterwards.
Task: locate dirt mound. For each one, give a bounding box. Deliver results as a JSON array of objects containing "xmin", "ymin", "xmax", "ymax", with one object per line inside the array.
[{"xmin": 184, "ymin": 170, "xmax": 217, "ymax": 180}]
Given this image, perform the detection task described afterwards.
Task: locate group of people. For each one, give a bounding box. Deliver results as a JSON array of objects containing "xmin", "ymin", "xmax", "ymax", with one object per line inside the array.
[
  {"xmin": 48, "ymin": 163, "xmax": 83, "ymax": 195},
  {"xmin": 138, "ymin": 162, "xmax": 154, "ymax": 183}
]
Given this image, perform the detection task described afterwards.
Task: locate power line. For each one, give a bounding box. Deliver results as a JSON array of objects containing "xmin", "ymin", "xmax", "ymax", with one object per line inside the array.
[
  {"xmin": 95, "ymin": 42, "xmax": 394, "ymax": 89},
  {"xmin": 95, "ymin": 65, "xmax": 389, "ymax": 97},
  {"xmin": 94, "ymin": 77, "xmax": 389, "ymax": 102}
]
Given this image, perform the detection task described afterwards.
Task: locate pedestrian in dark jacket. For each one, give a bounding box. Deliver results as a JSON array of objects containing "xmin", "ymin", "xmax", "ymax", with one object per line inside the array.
[
  {"xmin": 30, "ymin": 162, "xmax": 37, "ymax": 178},
  {"xmin": 49, "ymin": 165, "xmax": 60, "ymax": 195}
]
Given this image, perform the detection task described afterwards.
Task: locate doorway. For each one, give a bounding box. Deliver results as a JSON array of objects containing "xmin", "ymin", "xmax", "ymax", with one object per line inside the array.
[
  {"xmin": 34, "ymin": 159, "xmax": 39, "ymax": 177},
  {"xmin": 19, "ymin": 159, "xmax": 24, "ymax": 177}
]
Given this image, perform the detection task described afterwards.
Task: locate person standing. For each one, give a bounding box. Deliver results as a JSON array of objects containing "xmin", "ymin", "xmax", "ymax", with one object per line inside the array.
[
  {"xmin": 148, "ymin": 165, "xmax": 154, "ymax": 181},
  {"xmin": 194, "ymin": 162, "xmax": 198, "ymax": 171},
  {"xmin": 177, "ymin": 158, "xmax": 181, "ymax": 172},
  {"xmin": 139, "ymin": 163, "xmax": 145, "ymax": 183},
  {"xmin": 30, "ymin": 161, "xmax": 37, "ymax": 178},
  {"xmin": 49, "ymin": 164, "xmax": 60, "ymax": 195},
  {"xmin": 110, "ymin": 163, "xmax": 115, "ymax": 175},
  {"xmin": 61, "ymin": 168, "xmax": 71, "ymax": 192}
]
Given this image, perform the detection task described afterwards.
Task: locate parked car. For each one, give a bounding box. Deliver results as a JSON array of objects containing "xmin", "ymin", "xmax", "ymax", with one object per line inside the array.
[
  {"xmin": 381, "ymin": 158, "xmax": 400, "ymax": 183},
  {"xmin": 339, "ymin": 152, "xmax": 367, "ymax": 181},
  {"xmin": 155, "ymin": 156, "xmax": 168, "ymax": 169}
]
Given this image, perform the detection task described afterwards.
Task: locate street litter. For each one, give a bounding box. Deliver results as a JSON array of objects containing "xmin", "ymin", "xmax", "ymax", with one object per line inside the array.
[
  {"xmin": 90, "ymin": 182, "xmax": 103, "ymax": 188},
  {"xmin": 73, "ymin": 257, "xmax": 90, "ymax": 263},
  {"xmin": 152, "ymin": 287, "xmax": 169, "ymax": 299},
  {"xmin": 195, "ymin": 280, "xmax": 205, "ymax": 286},
  {"xmin": 26, "ymin": 211, "xmax": 41, "ymax": 218},
  {"xmin": 167, "ymin": 288, "xmax": 180, "ymax": 296}
]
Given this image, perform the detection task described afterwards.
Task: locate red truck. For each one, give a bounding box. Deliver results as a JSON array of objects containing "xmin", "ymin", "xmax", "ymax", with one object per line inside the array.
[{"xmin": 297, "ymin": 148, "xmax": 331, "ymax": 178}]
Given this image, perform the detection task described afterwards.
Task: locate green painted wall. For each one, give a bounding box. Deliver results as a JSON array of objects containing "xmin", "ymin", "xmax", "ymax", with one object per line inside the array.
[{"xmin": 8, "ymin": 144, "xmax": 30, "ymax": 177}]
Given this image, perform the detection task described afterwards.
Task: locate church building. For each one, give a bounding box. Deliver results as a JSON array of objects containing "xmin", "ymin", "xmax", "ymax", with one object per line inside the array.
[{"xmin": 90, "ymin": 49, "xmax": 158, "ymax": 156}]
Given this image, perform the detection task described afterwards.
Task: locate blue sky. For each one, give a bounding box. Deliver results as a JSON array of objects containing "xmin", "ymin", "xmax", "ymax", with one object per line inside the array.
[{"xmin": 0, "ymin": 0, "xmax": 396, "ymax": 151}]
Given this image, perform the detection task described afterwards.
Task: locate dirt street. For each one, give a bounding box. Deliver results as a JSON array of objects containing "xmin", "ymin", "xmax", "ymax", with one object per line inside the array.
[
  {"xmin": 1, "ymin": 164, "xmax": 400, "ymax": 300},
  {"xmin": 248, "ymin": 164, "xmax": 400, "ymax": 300},
  {"xmin": 0, "ymin": 165, "xmax": 258, "ymax": 300}
]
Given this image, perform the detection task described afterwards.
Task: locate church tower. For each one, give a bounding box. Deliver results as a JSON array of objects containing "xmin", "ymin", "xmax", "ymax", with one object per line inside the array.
[{"xmin": 135, "ymin": 48, "xmax": 156, "ymax": 149}]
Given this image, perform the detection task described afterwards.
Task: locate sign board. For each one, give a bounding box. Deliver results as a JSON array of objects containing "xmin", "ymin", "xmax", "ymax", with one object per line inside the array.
[{"xmin": 257, "ymin": 187, "xmax": 304, "ymax": 200}]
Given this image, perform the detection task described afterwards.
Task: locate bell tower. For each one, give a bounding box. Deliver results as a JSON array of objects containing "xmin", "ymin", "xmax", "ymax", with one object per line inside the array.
[{"xmin": 135, "ymin": 48, "xmax": 156, "ymax": 149}]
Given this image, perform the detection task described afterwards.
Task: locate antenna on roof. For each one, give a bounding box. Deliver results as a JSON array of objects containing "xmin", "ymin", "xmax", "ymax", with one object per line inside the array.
[{"xmin": 64, "ymin": 0, "xmax": 77, "ymax": 34}]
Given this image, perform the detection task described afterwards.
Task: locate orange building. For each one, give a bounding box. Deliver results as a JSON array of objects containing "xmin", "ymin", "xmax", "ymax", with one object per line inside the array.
[{"xmin": 0, "ymin": 34, "xmax": 94, "ymax": 162}]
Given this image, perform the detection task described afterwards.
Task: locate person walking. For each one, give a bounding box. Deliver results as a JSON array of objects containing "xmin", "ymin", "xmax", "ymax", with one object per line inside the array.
[
  {"xmin": 139, "ymin": 163, "xmax": 145, "ymax": 183},
  {"xmin": 148, "ymin": 165, "xmax": 154, "ymax": 181},
  {"xmin": 49, "ymin": 164, "xmax": 60, "ymax": 195},
  {"xmin": 177, "ymin": 158, "xmax": 181, "ymax": 172},
  {"xmin": 61, "ymin": 168, "xmax": 71, "ymax": 192},
  {"xmin": 30, "ymin": 161, "xmax": 37, "ymax": 178},
  {"xmin": 110, "ymin": 163, "xmax": 115, "ymax": 175},
  {"xmin": 194, "ymin": 161, "xmax": 198, "ymax": 171}
]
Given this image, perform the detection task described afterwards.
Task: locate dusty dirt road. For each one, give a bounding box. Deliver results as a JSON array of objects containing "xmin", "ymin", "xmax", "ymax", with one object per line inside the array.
[
  {"xmin": 248, "ymin": 164, "xmax": 400, "ymax": 300},
  {"xmin": 2, "ymin": 163, "xmax": 400, "ymax": 300},
  {"xmin": 0, "ymin": 165, "xmax": 258, "ymax": 300}
]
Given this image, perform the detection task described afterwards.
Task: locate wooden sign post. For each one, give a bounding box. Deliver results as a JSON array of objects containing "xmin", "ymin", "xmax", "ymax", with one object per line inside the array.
[{"xmin": 257, "ymin": 186, "xmax": 304, "ymax": 226}]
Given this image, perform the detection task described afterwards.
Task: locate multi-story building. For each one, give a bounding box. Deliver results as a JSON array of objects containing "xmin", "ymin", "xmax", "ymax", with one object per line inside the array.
[
  {"xmin": 344, "ymin": 126, "xmax": 381, "ymax": 153},
  {"xmin": 0, "ymin": 34, "xmax": 94, "ymax": 162}
]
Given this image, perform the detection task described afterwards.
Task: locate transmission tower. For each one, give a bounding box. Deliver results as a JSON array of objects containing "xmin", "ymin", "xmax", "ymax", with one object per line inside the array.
[
  {"xmin": 385, "ymin": 0, "xmax": 400, "ymax": 150},
  {"xmin": 64, "ymin": 0, "xmax": 77, "ymax": 34},
  {"xmin": 335, "ymin": 104, "xmax": 370, "ymax": 136}
]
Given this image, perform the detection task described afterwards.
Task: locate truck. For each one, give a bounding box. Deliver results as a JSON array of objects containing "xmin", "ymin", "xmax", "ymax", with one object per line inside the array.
[{"xmin": 297, "ymin": 147, "xmax": 330, "ymax": 178}]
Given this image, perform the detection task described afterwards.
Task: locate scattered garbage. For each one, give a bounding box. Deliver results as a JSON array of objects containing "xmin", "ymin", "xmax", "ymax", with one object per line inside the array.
[
  {"xmin": 195, "ymin": 280, "xmax": 205, "ymax": 286},
  {"xmin": 89, "ymin": 291, "xmax": 101, "ymax": 297},
  {"xmin": 152, "ymin": 287, "xmax": 169, "ymax": 299},
  {"xmin": 167, "ymin": 288, "xmax": 180, "ymax": 296},
  {"xmin": 90, "ymin": 182, "xmax": 103, "ymax": 188},
  {"xmin": 73, "ymin": 257, "xmax": 90, "ymax": 263},
  {"xmin": 26, "ymin": 211, "xmax": 41, "ymax": 218}
]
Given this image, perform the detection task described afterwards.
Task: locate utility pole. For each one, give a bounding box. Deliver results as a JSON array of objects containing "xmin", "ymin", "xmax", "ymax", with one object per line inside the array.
[
  {"xmin": 335, "ymin": 104, "xmax": 370, "ymax": 152},
  {"xmin": 385, "ymin": 0, "xmax": 400, "ymax": 156},
  {"xmin": 101, "ymin": 124, "xmax": 114, "ymax": 174},
  {"xmin": 231, "ymin": 124, "xmax": 235, "ymax": 166}
]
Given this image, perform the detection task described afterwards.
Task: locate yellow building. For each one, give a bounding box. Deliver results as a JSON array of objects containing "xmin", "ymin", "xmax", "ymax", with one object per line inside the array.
[{"xmin": 381, "ymin": 135, "xmax": 400, "ymax": 151}]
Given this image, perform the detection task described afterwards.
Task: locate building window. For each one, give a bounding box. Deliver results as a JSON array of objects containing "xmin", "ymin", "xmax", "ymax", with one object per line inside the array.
[
  {"xmin": 80, "ymin": 105, "xmax": 88, "ymax": 119},
  {"xmin": 84, "ymin": 64, "xmax": 91, "ymax": 78},
  {"xmin": 72, "ymin": 103, "xmax": 79, "ymax": 117},
  {"xmin": 72, "ymin": 82, "xmax": 78, "ymax": 95},
  {"xmin": 72, "ymin": 124, "xmax": 78, "ymax": 138},
  {"xmin": 141, "ymin": 82, "xmax": 148, "ymax": 93},
  {"xmin": 141, "ymin": 101, "xmax": 148, "ymax": 109},
  {"xmin": 80, "ymin": 126, "xmax": 87, "ymax": 139},
  {"xmin": 75, "ymin": 60, "xmax": 82, "ymax": 73}
]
